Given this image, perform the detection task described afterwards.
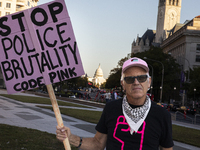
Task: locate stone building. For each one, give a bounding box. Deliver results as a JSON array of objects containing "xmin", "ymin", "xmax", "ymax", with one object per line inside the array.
[
  {"xmin": 155, "ymin": 0, "xmax": 182, "ymax": 43},
  {"xmin": 131, "ymin": 0, "xmax": 182, "ymax": 54},
  {"xmin": 157, "ymin": 0, "xmax": 200, "ymax": 73},
  {"xmin": 87, "ymin": 64, "xmax": 106, "ymax": 87},
  {"xmin": 131, "ymin": 29, "xmax": 156, "ymax": 54},
  {"xmin": 131, "ymin": 0, "xmax": 200, "ymax": 72},
  {"xmin": 161, "ymin": 16, "xmax": 200, "ymax": 72},
  {"xmin": 0, "ymin": 0, "xmax": 38, "ymax": 88},
  {"xmin": 130, "ymin": 0, "xmax": 200, "ymax": 104}
]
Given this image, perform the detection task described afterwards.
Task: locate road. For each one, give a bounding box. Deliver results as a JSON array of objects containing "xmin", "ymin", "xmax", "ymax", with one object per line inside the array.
[
  {"xmin": 3, "ymin": 90, "xmax": 200, "ymax": 150},
  {"xmin": 170, "ymin": 111, "xmax": 200, "ymax": 125}
]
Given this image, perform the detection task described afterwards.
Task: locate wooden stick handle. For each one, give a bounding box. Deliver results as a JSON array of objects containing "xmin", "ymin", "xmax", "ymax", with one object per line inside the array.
[{"xmin": 46, "ymin": 84, "xmax": 71, "ymax": 150}]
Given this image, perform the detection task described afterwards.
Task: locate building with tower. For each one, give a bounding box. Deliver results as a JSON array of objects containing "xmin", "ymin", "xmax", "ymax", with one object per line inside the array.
[
  {"xmin": 132, "ymin": 0, "xmax": 182, "ymax": 54},
  {"xmin": 131, "ymin": 0, "xmax": 200, "ymax": 73},
  {"xmin": 155, "ymin": 0, "xmax": 182, "ymax": 43},
  {"xmin": 157, "ymin": 0, "xmax": 200, "ymax": 73}
]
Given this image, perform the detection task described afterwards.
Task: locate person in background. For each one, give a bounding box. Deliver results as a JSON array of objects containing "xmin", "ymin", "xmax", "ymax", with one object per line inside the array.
[
  {"xmin": 105, "ymin": 90, "xmax": 111, "ymax": 103},
  {"xmin": 56, "ymin": 57, "xmax": 173, "ymax": 150},
  {"xmin": 112, "ymin": 89, "xmax": 118, "ymax": 100}
]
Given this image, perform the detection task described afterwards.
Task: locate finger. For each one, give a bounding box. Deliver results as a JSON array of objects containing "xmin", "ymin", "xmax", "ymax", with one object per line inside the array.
[
  {"xmin": 56, "ymin": 125, "xmax": 65, "ymax": 131},
  {"xmin": 56, "ymin": 134, "xmax": 67, "ymax": 142},
  {"xmin": 56, "ymin": 131, "xmax": 67, "ymax": 140},
  {"xmin": 56, "ymin": 125, "xmax": 62, "ymax": 129},
  {"xmin": 56, "ymin": 126, "xmax": 66, "ymax": 133},
  {"xmin": 56, "ymin": 134, "xmax": 67, "ymax": 139},
  {"xmin": 56, "ymin": 129, "xmax": 64, "ymax": 135}
]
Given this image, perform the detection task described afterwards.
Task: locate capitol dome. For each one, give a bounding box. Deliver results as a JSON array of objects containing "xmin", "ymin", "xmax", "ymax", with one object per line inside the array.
[
  {"xmin": 94, "ymin": 64, "xmax": 103, "ymax": 78},
  {"xmin": 92, "ymin": 64, "xmax": 106, "ymax": 86}
]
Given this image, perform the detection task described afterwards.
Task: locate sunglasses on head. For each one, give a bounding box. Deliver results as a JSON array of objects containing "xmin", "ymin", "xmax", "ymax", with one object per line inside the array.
[{"xmin": 124, "ymin": 75, "xmax": 149, "ymax": 84}]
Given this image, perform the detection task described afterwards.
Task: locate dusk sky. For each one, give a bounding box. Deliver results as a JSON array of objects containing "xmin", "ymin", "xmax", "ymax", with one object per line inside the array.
[{"xmin": 38, "ymin": 0, "xmax": 200, "ymax": 79}]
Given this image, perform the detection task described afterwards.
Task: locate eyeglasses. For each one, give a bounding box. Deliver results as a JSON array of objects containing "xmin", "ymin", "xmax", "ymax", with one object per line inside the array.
[{"xmin": 124, "ymin": 75, "xmax": 149, "ymax": 84}]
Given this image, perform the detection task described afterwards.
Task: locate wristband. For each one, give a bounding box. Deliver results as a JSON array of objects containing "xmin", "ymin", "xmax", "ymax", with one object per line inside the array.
[{"xmin": 77, "ymin": 137, "xmax": 82, "ymax": 148}]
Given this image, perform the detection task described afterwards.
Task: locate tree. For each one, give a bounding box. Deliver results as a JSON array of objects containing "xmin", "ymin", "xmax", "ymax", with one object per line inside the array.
[
  {"xmin": 105, "ymin": 69, "xmax": 122, "ymax": 88},
  {"xmin": 132, "ymin": 46, "xmax": 181, "ymax": 102},
  {"xmin": 105, "ymin": 57, "xmax": 128, "ymax": 89},
  {"xmin": 185, "ymin": 67, "xmax": 200, "ymax": 101},
  {"xmin": 55, "ymin": 76, "xmax": 87, "ymax": 92},
  {"xmin": 100, "ymin": 82, "xmax": 106, "ymax": 89}
]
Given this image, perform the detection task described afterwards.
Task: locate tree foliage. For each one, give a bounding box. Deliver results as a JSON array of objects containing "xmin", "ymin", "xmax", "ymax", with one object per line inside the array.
[
  {"xmin": 185, "ymin": 67, "xmax": 200, "ymax": 100},
  {"xmin": 55, "ymin": 76, "xmax": 87, "ymax": 91},
  {"xmin": 105, "ymin": 57, "xmax": 128, "ymax": 89}
]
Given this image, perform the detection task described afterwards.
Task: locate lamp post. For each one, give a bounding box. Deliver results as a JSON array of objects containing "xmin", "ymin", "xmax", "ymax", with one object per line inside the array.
[
  {"xmin": 168, "ymin": 53, "xmax": 190, "ymax": 105},
  {"xmin": 194, "ymin": 88, "xmax": 196, "ymax": 108},
  {"xmin": 180, "ymin": 57, "xmax": 190, "ymax": 82},
  {"xmin": 144, "ymin": 57, "xmax": 164, "ymax": 102},
  {"xmin": 148, "ymin": 64, "xmax": 154, "ymax": 94},
  {"xmin": 178, "ymin": 57, "xmax": 190, "ymax": 106},
  {"xmin": 168, "ymin": 53, "xmax": 190, "ymax": 82},
  {"xmin": 174, "ymin": 87, "xmax": 176, "ymax": 99}
]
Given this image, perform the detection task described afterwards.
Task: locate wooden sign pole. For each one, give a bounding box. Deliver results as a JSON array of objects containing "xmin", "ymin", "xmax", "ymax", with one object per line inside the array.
[{"xmin": 46, "ymin": 84, "xmax": 71, "ymax": 150}]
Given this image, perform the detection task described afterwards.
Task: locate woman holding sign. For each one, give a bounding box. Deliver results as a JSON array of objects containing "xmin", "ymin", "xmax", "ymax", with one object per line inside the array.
[{"xmin": 56, "ymin": 58, "xmax": 173, "ymax": 150}]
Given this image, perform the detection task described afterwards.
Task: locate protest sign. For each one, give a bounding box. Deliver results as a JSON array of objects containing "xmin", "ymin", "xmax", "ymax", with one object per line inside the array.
[
  {"xmin": 0, "ymin": 0, "xmax": 84, "ymax": 94},
  {"xmin": 0, "ymin": 0, "xmax": 85, "ymax": 149}
]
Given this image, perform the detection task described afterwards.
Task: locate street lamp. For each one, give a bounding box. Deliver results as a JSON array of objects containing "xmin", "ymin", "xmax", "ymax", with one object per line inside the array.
[
  {"xmin": 168, "ymin": 53, "xmax": 190, "ymax": 105},
  {"xmin": 194, "ymin": 88, "xmax": 196, "ymax": 108},
  {"xmin": 148, "ymin": 64, "xmax": 154, "ymax": 94},
  {"xmin": 173, "ymin": 87, "xmax": 176, "ymax": 102},
  {"xmin": 144, "ymin": 57, "xmax": 164, "ymax": 102},
  {"xmin": 180, "ymin": 57, "xmax": 190, "ymax": 82},
  {"xmin": 169, "ymin": 53, "xmax": 190, "ymax": 82},
  {"xmin": 178, "ymin": 57, "xmax": 190, "ymax": 106}
]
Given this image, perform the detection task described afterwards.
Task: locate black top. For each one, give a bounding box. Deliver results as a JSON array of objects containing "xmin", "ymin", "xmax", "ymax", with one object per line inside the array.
[{"xmin": 96, "ymin": 99, "xmax": 174, "ymax": 150}]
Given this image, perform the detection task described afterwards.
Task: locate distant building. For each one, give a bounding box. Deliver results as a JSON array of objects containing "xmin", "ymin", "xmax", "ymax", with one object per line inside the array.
[
  {"xmin": 131, "ymin": 0, "xmax": 200, "ymax": 72},
  {"xmin": 161, "ymin": 16, "xmax": 200, "ymax": 72},
  {"xmin": 87, "ymin": 64, "xmax": 106, "ymax": 87},
  {"xmin": 92, "ymin": 64, "xmax": 106, "ymax": 86},
  {"xmin": 132, "ymin": 0, "xmax": 182, "ymax": 54},
  {"xmin": 155, "ymin": 0, "xmax": 182, "ymax": 43},
  {"xmin": 131, "ymin": 30, "xmax": 156, "ymax": 54}
]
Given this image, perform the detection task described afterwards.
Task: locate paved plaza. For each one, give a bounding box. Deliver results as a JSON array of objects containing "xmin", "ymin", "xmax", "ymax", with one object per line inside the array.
[{"xmin": 0, "ymin": 89, "xmax": 199, "ymax": 150}]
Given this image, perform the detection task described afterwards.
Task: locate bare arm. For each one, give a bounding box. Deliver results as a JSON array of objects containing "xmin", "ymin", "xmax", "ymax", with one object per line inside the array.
[{"xmin": 56, "ymin": 126, "xmax": 107, "ymax": 150}]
